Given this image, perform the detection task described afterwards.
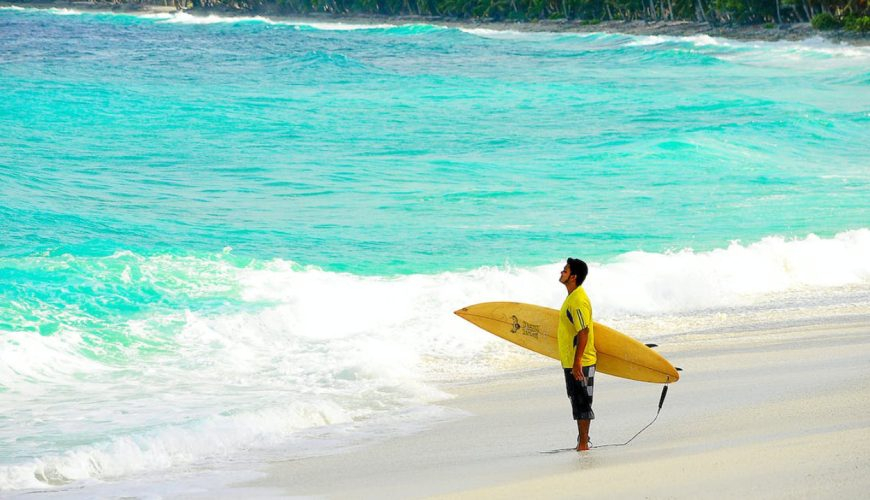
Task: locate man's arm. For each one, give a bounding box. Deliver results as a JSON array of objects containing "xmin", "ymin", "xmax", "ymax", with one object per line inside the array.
[{"xmin": 572, "ymin": 327, "xmax": 589, "ymax": 381}]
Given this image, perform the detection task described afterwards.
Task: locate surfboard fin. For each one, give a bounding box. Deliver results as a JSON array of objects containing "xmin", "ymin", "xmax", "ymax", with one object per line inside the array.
[
  {"xmin": 676, "ymin": 367, "xmax": 683, "ymax": 371},
  {"xmin": 645, "ymin": 343, "xmax": 658, "ymax": 348}
]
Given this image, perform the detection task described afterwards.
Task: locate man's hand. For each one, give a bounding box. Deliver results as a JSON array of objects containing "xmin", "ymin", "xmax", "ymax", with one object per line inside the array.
[{"xmin": 572, "ymin": 361, "xmax": 585, "ymax": 382}]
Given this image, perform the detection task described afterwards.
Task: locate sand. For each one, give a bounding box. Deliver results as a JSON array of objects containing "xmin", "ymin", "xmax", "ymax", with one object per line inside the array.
[{"xmin": 246, "ymin": 318, "xmax": 870, "ymax": 499}]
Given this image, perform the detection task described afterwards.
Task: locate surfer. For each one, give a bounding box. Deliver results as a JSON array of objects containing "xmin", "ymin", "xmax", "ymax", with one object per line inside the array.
[{"xmin": 558, "ymin": 258, "xmax": 597, "ymax": 451}]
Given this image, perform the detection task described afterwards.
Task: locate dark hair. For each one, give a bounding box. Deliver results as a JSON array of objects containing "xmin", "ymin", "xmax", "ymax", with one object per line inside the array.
[{"xmin": 567, "ymin": 258, "xmax": 588, "ymax": 286}]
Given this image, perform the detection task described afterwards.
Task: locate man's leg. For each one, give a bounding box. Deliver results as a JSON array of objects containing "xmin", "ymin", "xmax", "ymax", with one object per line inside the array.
[
  {"xmin": 575, "ymin": 365, "xmax": 595, "ymax": 451},
  {"xmin": 576, "ymin": 419, "xmax": 590, "ymax": 451}
]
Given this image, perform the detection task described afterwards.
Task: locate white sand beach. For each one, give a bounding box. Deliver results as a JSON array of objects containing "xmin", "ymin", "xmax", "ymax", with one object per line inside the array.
[{"xmin": 245, "ymin": 318, "xmax": 870, "ymax": 499}]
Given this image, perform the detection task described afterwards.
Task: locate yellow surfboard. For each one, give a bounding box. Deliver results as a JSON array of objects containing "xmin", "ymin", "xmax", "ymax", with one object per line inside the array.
[{"xmin": 455, "ymin": 302, "xmax": 679, "ymax": 384}]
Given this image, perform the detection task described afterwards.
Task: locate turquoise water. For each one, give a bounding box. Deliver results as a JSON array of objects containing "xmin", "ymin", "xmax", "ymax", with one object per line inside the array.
[
  {"xmin": 1, "ymin": 6, "xmax": 869, "ymax": 493},
  {"xmin": 3, "ymin": 9, "xmax": 867, "ymax": 274}
]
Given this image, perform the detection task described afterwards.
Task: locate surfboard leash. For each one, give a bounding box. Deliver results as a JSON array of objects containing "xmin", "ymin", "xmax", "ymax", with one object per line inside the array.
[{"xmin": 591, "ymin": 384, "xmax": 669, "ymax": 449}]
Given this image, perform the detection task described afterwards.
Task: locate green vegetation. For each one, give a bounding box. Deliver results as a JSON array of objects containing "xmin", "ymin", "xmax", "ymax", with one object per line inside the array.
[
  {"xmin": 62, "ymin": 0, "xmax": 870, "ymax": 26},
  {"xmin": 811, "ymin": 12, "xmax": 840, "ymax": 30},
  {"xmin": 843, "ymin": 14, "xmax": 870, "ymax": 31}
]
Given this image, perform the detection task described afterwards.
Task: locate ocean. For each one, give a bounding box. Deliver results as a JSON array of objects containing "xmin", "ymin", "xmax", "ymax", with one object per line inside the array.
[{"xmin": 1, "ymin": 5, "xmax": 869, "ymax": 495}]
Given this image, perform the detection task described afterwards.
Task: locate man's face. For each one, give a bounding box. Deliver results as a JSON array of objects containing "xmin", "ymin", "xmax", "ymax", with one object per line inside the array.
[{"xmin": 559, "ymin": 264, "xmax": 573, "ymax": 285}]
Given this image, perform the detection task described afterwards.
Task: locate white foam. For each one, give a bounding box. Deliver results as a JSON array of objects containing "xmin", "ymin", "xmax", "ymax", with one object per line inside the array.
[
  {"xmin": 783, "ymin": 35, "xmax": 870, "ymax": 58},
  {"xmin": 293, "ymin": 20, "xmax": 396, "ymax": 31},
  {"xmin": 46, "ymin": 7, "xmax": 85, "ymax": 16},
  {"xmin": 153, "ymin": 11, "xmax": 396, "ymax": 30},
  {"xmin": 588, "ymin": 229, "xmax": 870, "ymax": 317},
  {"xmin": 625, "ymin": 34, "xmax": 671, "ymax": 46},
  {"xmin": 1, "ymin": 6, "xmax": 97, "ymax": 16},
  {"xmin": 0, "ymin": 326, "xmax": 112, "ymax": 393},
  {"xmin": 159, "ymin": 11, "xmax": 395, "ymax": 30},
  {"xmin": 459, "ymin": 27, "xmax": 534, "ymax": 40},
  {"xmin": 613, "ymin": 31, "xmax": 870, "ymax": 69},
  {"xmin": 458, "ymin": 26, "xmax": 614, "ymax": 44},
  {"xmin": 154, "ymin": 11, "xmax": 275, "ymax": 25},
  {"xmin": 236, "ymin": 228, "xmax": 870, "ymax": 321},
  {"xmin": 0, "ymin": 5, "xmax": 396, "ymax": 30},
  {"xmin": 0, "ymin": 400, "xmax": 351, "ymax": 490},
  {"xmin": 152, "ymin": 11, "xmax": 396, "ymax": 30},
  {"xmin": 621, "ymin": 33, "xmax": 733, "ymax": 48}
]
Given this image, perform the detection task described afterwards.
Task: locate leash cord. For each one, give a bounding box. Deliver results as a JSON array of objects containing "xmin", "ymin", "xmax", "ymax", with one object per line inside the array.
[{"xmin": 591, "ymin": 385, "xmax": 669, "ymax": 449}]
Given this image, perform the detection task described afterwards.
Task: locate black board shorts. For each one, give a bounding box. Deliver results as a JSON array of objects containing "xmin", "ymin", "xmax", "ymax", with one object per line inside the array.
[{"xmin": 564, "ymin": 365, "xmax": 595, "ymax": 421}]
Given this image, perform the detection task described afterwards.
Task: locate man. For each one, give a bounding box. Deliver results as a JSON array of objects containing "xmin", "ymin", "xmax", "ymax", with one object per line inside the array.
[{"xmin": 557, "ymin": 257, "xmax": 596, "ymax": 451}]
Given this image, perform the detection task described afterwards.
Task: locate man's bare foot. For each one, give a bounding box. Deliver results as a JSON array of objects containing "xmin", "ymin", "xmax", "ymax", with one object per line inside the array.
[{"xmin": 576, "ymin": 442, "xmax": 589, "ymax": 451}]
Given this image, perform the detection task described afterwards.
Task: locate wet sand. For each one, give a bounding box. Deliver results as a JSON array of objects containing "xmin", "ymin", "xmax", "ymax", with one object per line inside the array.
[{"xmin": 247, "ymin": 318, "xmax": 870, "ymax": 498}]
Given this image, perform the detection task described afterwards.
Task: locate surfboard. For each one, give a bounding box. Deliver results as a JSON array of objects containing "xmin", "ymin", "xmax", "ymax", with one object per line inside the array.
[{"xmin": 454, "ymin": 302, "xmax": 679, "ymax": 384}]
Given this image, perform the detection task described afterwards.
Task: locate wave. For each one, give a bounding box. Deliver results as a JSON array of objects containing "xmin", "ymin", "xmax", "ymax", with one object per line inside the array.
[
  {"xmin": 150, "ymin": 11, "xmax": 278, "ymax": 25},
  {"xmin": 2, "ymin": 231, "xmax": 867, "ymax": 396},
  {"xmin": 0, "ymin": 395, "xmax": 457, "ymax": 491},
  {"xmin": 0, "ymin": 400, "xmax": 350, "ymax": 490},
  {"xmin": 229, "ymin": 230, "xmax": 870, "ymax": 327},
  {"xmin": 2, "ymin": 5, "xmax": 397, "ymax": 30},
  {"xmin": 3, "ymin": 229, "xmax": 869, "ymax": 356},
  {"xmin": 455, "ymin": 25, "xmax": 870, "ymax": 63},
  {"xmin": 7, "ymin": 4, "xmax": 870, "ymax": 64},
  {"xmin": 457, "ymin": 26, "xmax": 546, "ymax": 40},
  {"xmin": 588, "ymin": 229, "xmax": 870, "ymax": 317},
  {"xmin": 0, "ymin": 300, "xmax": 451, "ymax": 490},
  {"xmin": 236, "ymin": 228, "xmax": 870, "ymax": 320},
  {"xmin": 2, "ymin": 230, "xmax": 868, "ymax": 364},
  {"xmin": 151, "ymin": 11, "xmax": 396, "ymax": 30}
]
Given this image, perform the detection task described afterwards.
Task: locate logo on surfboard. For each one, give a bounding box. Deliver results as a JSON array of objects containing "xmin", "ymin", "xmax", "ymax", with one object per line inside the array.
[{"xmin": 511, "ymin": 315, "xmax": 541, "ymax": 339}]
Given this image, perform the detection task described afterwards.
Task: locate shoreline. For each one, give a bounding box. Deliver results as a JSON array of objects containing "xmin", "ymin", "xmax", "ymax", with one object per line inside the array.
[
  {"xmin": 4, "ymin": 1, "xmax": 869, "ymax": 45},
  {"xmin": 242, "ymin": 316, "xmax": 870, "ymax": 498}
]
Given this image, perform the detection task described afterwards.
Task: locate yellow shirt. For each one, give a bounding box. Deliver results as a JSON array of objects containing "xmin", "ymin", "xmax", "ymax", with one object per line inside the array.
[{"xmin": 557, "ymin": 286, "xmax": 596, "ymax": 369}]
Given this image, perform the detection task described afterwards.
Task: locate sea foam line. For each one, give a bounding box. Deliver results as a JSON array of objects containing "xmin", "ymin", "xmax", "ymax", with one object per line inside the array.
[
  {"xmin": 6, "ymin": 4, "xmax": 869, "ymax": 59},
  {"xmin": 4, "ymin": 229, "xmax": 867, "ymax": 396},
  {"xmin": 153, "ymin": 11, "xmax": 396, "ymax": 29},
  {"xmin": 0, "ymin": 400, "xmax": 351, "ymax": 490},
  {"xmin": 457, "ymin": 23, "xmax": 870, "ymax": 60},
  {"xmin": 233, "ymin": 228, "xmax": 870, "ymax": 319},
  {"xmin": 2, "ymin": 4, "xmax": 397, "ymax": 30}
]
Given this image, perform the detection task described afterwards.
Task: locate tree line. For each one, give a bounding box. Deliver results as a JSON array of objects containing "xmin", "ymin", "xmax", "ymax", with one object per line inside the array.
[{"xmin": 95, "ymin": 0, "xmax": 870, "ymax": 26}]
